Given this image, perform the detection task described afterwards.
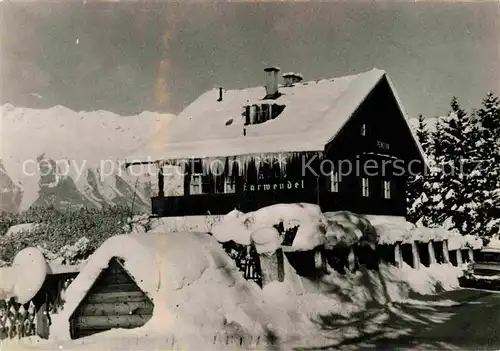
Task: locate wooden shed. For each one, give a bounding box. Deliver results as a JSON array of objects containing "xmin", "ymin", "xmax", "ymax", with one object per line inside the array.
[{"xmin": 68, "ymin": 257, "xmax": 154, "ymax": 339}]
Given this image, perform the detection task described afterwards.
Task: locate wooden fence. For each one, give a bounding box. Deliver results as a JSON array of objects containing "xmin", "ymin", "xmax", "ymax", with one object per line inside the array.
[
  {"xmin": 0, "ymin": 274, "xmax": 76, "ymax": 340},
  {"xmin": 0, "ymin": 299, "xmax": 37, "ymax": 340}
]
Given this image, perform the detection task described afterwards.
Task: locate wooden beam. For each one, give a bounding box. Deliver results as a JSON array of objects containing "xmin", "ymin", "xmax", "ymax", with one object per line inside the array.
[
  {"xmin": 394, "ymin": 243, "xmax": 403, "ymax": 268},
  {"xmin": 347, "ymin": 247, "xmax": 356, "ymax": 272},
  {"xmin": 85, "ymin": 291, "xmax": 149, "ymax": 304},
  {"xmin": 77, "ymin": 301, "xmax": 153, "ymax": 316},
  {"xmin": 411, "ymin": 241, "xmax": 420, "ymax": 270},
  {"xmin": 428, "ymin": 240, "xmax": 436, "ymax": 265},
  {"xmin": 74, "ymin": 315, "xmax": 151, "ymax": 329},
  {"xmin": 456, "ymin": 249, "xmax": 463, "ymax": 266},
  {"xmin": 443, "ymin": 240, "xmax": 450, "ymax": 264}
]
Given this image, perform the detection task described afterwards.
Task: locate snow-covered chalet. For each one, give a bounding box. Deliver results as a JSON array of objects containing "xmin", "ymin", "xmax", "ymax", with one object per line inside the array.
[{"xmin": 127, "ymin": 67, "xmax": 426, "ymax": 218}]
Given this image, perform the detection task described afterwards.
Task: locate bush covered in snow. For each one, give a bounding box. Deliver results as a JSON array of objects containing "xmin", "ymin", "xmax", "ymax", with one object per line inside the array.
[{"xmin": 0, "ymin": 205, "xmax": 139, "ymax": 264}]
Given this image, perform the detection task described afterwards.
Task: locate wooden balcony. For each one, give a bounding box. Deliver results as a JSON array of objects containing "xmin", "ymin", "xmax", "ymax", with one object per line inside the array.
[{"xmin": 151, "ymin": 189, "xmax": 405, "ymax": 217}]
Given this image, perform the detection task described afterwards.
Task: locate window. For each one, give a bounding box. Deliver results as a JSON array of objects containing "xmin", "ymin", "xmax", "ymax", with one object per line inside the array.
[
  {"xmin": 361, "ymin": 177, "xmax": 369, "ymax": 197},
  {"xmin": 330, "ymin": 171, "xmax": 339, "ymax": 192},
  {"xmin": 383, "ymin": 180, "xmax": 391, "ymax": 199},
  {"xmin": 361, "ymin": 124, "xmax": 367, "ymax": 136},
  {"xmin": 224, "ymin": 179, "xmax": 236, "ymax": 193},
  {"xmin": 190, "ymin": 173, "xmax": 203, "ymax": 195}
]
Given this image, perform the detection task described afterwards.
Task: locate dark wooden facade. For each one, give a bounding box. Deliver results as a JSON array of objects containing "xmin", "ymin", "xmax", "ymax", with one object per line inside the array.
[
  {"xmin": 69, "ymin": 258, "xmax": 154, "ymax": 339},
  {"xmin": 151, "ymin": 77, "xmax": 424, "ymax": 218}
]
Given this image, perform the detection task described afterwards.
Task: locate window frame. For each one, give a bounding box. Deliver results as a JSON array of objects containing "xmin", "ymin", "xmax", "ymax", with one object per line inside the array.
[
  {"xmin": 361, "ymin": 123, "xmax": 367, "ymax": 136},
  {"xmin": 330, "ymin": 171, "xmax": 339, "ymax": 192},
  {"xmin": 361, "ymin": 177, "xmax": 370, "ymax": 197},
  {"xmin": 189, "ymin": 173, "xmax": 203, "ymax": 195},
  {"xmin": 383, "ymin": 179, "xmax": 391, "ymax": 199}
]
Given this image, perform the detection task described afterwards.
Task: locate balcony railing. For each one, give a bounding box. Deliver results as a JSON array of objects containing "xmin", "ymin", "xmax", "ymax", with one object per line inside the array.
[{"xmin": 151, "ymin": 189, "xmax": 405, "ymax": 217}]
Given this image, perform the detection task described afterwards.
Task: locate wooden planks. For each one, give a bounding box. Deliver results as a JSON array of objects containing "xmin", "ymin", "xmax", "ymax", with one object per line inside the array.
[
  {"xmin": 77, "ymin": 301, "xmax": 153, "ymax": 316},
  {"xmin": 84, "ymin": 291, "xmax": 149, "ymax": 304},
  {"xmin": 74, "ymin": 314, "xmax": 151, "ymax": 329},
  {"xmin": 70, "ymin": 257, "xmax": 155, "ymax": 339}
]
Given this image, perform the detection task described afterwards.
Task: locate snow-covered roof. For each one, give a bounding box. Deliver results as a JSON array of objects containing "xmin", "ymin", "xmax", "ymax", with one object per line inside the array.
[
  {"xmin": 50, "ymin": 232, "xmax": 272, "ymax": 342},
  {"xmin": 127, "ymin": 68, "xmax": 424, "ymax": 163}
]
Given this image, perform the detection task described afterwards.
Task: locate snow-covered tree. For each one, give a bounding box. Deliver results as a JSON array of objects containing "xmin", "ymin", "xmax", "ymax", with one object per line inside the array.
[
  {"xmin": 407, "ymin": 115, "xmax": 431, "ymax": 224},
  {"xmin": 416, "ymin": 114, "xmax": 431, "ymax": 154},
  {"xmin": 432, "ymin": 97, "xmax": 478, "ymax": 233},
  {"xmin": 408, "ymin": 92, "xmax": 500, "ymax": 238},
  {"xmin": 421, "ymin": 118, "xmax": 446, "ymax": 227},
  {"xmin": 474, "ymin": 92, "xmax": 500, "ymax": 237}
]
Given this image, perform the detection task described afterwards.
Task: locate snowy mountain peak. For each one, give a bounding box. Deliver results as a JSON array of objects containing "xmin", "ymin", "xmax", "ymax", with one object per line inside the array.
[{"xmin": 1, "ymin": 104, "xmax": 175, "ymax": 213}]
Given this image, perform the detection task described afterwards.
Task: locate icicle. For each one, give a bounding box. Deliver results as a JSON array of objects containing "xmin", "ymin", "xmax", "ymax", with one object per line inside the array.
[
  {"xmin": 202, "ymin": 158, "xmax": 211, "ymax": 176},
  {"xmin": 255, "ymin": 154, "xmax": 262, "ymax": 178},
  {"xmin": 228, "ymin": 157, "xmax": 235, "ymax": 177}
]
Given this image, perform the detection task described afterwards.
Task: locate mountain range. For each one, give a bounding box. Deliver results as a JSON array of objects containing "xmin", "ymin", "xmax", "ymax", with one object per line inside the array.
[{"xmin": 1, "ymin": 104, "xmax": 174, "ymax": 213}]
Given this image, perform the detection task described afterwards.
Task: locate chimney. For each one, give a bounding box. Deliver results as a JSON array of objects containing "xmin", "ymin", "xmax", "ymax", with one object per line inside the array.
[
  {"xmin": 217, "ymin": 87, "xmax": 223, "ymax": 102},
  {"xmin": 291, "ymin": 73, "xmax": 303, "ymax": 84},
  {"xmin": 283, "ymin": 72, "xmax": 303, "ymax": 87},
  {"xmin": 264, "ymin": 66, "xmax": 280, "ymax": 98}
]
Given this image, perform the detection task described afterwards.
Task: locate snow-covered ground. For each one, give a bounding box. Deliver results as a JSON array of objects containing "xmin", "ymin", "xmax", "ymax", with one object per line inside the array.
[
  {"xmin": 1, "ymin": 204, "xmax": 469, "ymax": 350},
  {"xmin": 0, "ymin": 104, "xmax": 175, "ymax": 212}
]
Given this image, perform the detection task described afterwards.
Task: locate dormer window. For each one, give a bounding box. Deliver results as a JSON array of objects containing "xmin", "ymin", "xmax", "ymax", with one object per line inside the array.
[
  {"xmin": 361, "ymin": 124, "xmax": 367, "ymax": 136},
  {"xmin": 244, "ymin": 103, "xmax": 285, "ymax": 126}
]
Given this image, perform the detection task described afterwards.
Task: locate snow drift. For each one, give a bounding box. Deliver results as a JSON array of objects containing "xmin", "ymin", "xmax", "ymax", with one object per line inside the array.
[
  {"xmin": 50, "ymin": 232, "xmax": 281, "ymax": 348},
  {"xmin": 49, "ymin": 229, "xmax": 464, "ymax": 349},
  {"xmin": 211, "ymin": 203, "xmax": 328, "ymax": 251},
  {"xmin": 0, "ymin": 247, "xmax": 47, "ymax": 303}
]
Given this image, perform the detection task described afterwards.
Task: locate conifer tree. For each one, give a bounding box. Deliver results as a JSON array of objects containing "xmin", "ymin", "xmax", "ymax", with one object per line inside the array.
[
  {"xmin": 475, "ymin": 92, "xmax": 500, "ymax": 237},
  {"xmin": 433, "ymin": 97, "xmax": 474, "ymax": 233},
  {"xmin": 407, "ymin": 114, "xmax": 430, "ymax": 224},
  {"xmin": 424, "ymin": 118, "xmax": 446, "ymax": 227},
  {"xmin": 416, "ymin": 114, "xmax": 431, "ymax": 154}
]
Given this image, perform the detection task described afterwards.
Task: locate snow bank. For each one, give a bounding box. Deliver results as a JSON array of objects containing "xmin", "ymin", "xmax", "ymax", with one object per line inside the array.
[
  {"xmin": 324, "ymin": 211, "xmax": 377, "ymax": 248},
  {"xmin": 258, "ymin": 254, "xmax": 463, "ymax": 343},
  {"xmin": 212, "ymin": 203, "xmax": 328, "ymax": 251},
  {"xmin": 447, "ymin": 232, "xmax": 466, "ymax": 251},
  {"xmin": 0, "ymin": 247, "xmax": 48, "ymax": 304},
  {"xmin": 250, "ymin": 227, "xmax": 282, "ymax": 254},
  {"xmin": 463, "ymin": 234, "xmax": 483, "ymax": 250},
  {"xmin": 412, "ymin": 226, "xmax": 453, "ymax": 243},
  {"xmin": 368, "ymin": 215, "xmax": 469, "ymax": 248},
  {"xmin": 373, "ymin": 221, "xmax": 416, "ymax": 244},
  {"xmin": 8, "ymin": 228, "xmax": 465, "ymax": 349},
  {"xmin": 485, "ymin": 238, "xmax": 500, "ymax": 250},
  {"xmin": 50, "ymin": 232, "xmax": 288, "ymax": 348},
  {"xmin": 211, "ymin": 209, "xmax": 251, "ymax": 245}
]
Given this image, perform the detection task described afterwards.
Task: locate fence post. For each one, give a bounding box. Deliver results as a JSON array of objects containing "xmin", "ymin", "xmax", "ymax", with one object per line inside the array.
[
  {"xmin": 258, "ymin": 248, "xmax": 285, "ymax": 287},
  {"xmin": 443, "ymin": 240, "xmax": 450, "ymax": 264},
  {"xmin": 411, "ymin": 241, "xmax": 421, "ymax": 270},
  {"xmin": 468, "ymin": 248, "xmax": 474, "ymax": 263},
  {"xmin": 456, "ymin": 249, "xmax": 463, "ymax": 266},
  {"xmin": 394, "ymin": 243, "xmax": 403, "ymax": 268},
  {"xmin": 36, "ymin": 298, "xmax": 50, "ymax": 339},
  {"xmin": 347, "ymin": 246, "xmax": 356, "ymax": 272},
  {"xmin": 428, "ymin": 240, "xmax": 436, "ymax": 265}
]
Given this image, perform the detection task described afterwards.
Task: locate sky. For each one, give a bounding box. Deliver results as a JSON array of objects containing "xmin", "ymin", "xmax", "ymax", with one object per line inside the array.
[{"xmin": 1, "ymin": 1, "xmax": 499, "ymax": 119}]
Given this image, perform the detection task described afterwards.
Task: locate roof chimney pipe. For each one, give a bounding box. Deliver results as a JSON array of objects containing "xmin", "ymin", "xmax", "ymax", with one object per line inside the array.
[
  {"xmin": 217, "ymin": 87, "xmax": 223, "ymax": 102},
  {"xmin": 283, "ymin": 72, "xmax": 303, "ymax": 87},
  {"xmin": 264, "ymin": 66, "xmax": 280, "ymax": 99}
]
